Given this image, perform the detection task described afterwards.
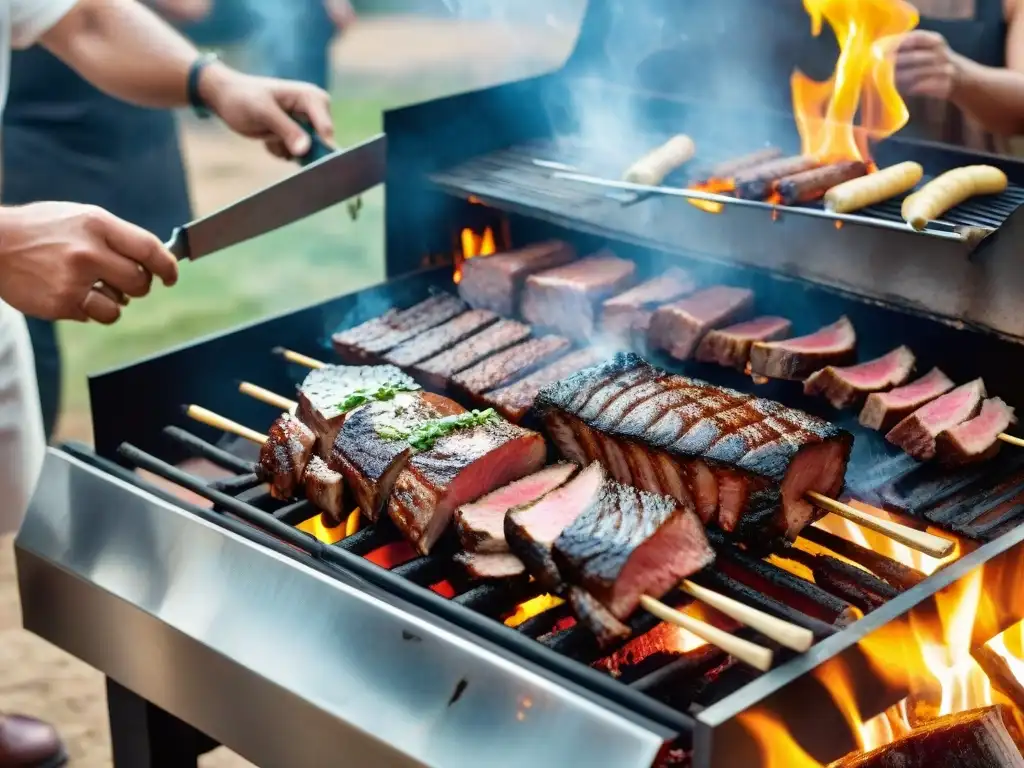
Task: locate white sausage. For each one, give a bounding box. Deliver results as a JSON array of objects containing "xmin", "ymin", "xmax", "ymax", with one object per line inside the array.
[
  {"xmin": 623, "ymin": 135, "xmax": 696, "ymax": 186},
  {"xmin": 902, "ymin": 165, "xmax": 1008, "ymax": 230},
  {"xmin": 823, "ymin": 161, "xmax": 924, "ymax": 213}
]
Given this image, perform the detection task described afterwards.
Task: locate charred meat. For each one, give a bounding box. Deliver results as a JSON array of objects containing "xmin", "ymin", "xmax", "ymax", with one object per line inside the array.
[
  {"xmin": 937, "ymin": 397, "xmax": 1016, "ymax": 466},
  {"xmin": 412, "ymin": 318, "xmax": 531, "ymax": 390},
  {"xmin": 568, "ymin": 586, "xmax": 632, "ymax": 647},
  {"xmin": 458, "ymin": 240, "xmax": 576, "ymax": 317},
  {"xmin": 859, "ymin": 367, "xmax": 955, "ymax": 433},
  {"xmin": 453, "ymin": 551, "xmax": 527, "ymax": 580},
  {"xmin": 520, "ymin": 251, "xmax": 637, "ymax": 342},
  {"xmin": 749, "ymin": 316, "xmax": 857, "ymax": 381},
  {"xmin": 887, "ymin": 378, "xmax": 986, "ymax": 461},
  {"xmin": 804, "ymin": 346, "xmax": 916, "ymax": 409},
  {"xmin": 455, "ymin": 462, "xmax": 577, "ymax": 553},
  {"xmin": 600, "ymin": 268, "xmax": 696, "ymax": 348},
  {"xmin": 383, "ymin": 309, "xmax": 499, "ymax": 368},
  {"xmin": 647, "ymin": 286, "xmax": 754, "ymax": 361},
  {"xmin": 695, "ymin": 316, "xmax": 792, "ymax": 370},
  {"xmin": 303, "ymin": 455, "xmax": 345, "ymax": 523},
  {"xmin": 259, "ymin": 413, "xmax": 317, "ymax": 500},
  {"xmin": 332, "ymin": 293, "xmax": 466, "ymax": 361},
  {"xmin": 483, "ymin": 348, "xmax": 605, "ymax": 422},
  {"xmin": 451, "ymin": 335, "xmax": 572, "ymax": 400}
]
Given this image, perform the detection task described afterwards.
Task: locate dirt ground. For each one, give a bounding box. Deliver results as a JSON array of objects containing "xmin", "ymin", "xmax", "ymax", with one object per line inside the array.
[{"xmin": 1, "ymin": 15, "xmax": 571, "ymax": 766}]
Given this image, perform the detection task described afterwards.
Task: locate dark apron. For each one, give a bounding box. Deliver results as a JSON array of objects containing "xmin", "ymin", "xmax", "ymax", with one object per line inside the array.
[{"xmin": 2, "ymin": 47, "xmax": 193, "ymax": 438}]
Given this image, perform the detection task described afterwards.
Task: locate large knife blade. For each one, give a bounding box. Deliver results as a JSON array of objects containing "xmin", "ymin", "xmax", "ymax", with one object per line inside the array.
[{"xmin": 164, "ymin": 132, "xmax": 386, "ymax": 261}]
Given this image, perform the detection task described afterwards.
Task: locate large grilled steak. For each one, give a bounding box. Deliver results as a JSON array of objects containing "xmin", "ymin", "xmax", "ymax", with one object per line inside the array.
[
  {"xmin": 534, "ymin": 353, "xmax": 853, "ymax": 540},
  {"xmin": 383, "ymin": 309, "xmax": 499, "ymax": 368},
  {"xmin": 483, "ymin": 348, "xmax": 605, "ymax": 422}
]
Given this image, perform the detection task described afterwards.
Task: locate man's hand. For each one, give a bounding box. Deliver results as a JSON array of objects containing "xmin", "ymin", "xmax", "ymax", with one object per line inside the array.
[
  {"xmin": 325, "ymin": 0, "xmax": 356, "ymax": 30},
  {"xmin": 0, "ymin": 203, "xmax": 178, "ymax": 324},
  {"xmin": 198, "ymin": 63, "xmax": 335, "ymax": 160},
  {"xmin": 894, "ymin": 30, "xmax": 965, "ymax": 100},
  {"xmin": 152, "ymin": 0, "xmax": 212, "ymax": 23}
]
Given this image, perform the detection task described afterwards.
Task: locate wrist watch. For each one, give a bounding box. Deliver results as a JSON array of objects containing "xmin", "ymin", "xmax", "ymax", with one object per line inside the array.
[{"xmin": 187, "ymin": 52, "xmax": 219, "ymax": 118}]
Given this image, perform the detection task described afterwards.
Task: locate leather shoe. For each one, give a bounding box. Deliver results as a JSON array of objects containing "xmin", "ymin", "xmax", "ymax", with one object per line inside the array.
[{"xmin": 0, "ymin": 715, "xmax": 67, "ymax": 768}]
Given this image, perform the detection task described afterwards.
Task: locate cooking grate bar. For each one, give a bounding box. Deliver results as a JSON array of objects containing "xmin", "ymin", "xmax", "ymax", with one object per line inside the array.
[
  {"xmin": 162, "ymin": 425, "xmax": 255, "ymax": 475},
  {"xmin": 209, "ymin": 472, "xmax": 262, "ymax": 494}
]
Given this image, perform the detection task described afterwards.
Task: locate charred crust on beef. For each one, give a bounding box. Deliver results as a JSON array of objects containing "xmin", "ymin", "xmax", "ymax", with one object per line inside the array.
[
  {"xmin": 647, "ymin": 286, "xmax": 754, "ymax": 361},
  {"xmin": 458, "ymin": 240, "xmax": 576, "ymax": 317},
  {"xmin": 483, "ymin": 348, "xmax": 606, "ymax": 422},
  {"xmin": 412, "ymin": 318, "xmax": 532, "ymax": 390},
  {"xmin": 383, "ymin": 310, "xmax": 499, "ymax": 368},
  {"xmin": 332, "ymin": 293, "xmax": 467, "ymax": 361},
  {"xmin": 600, "ymin": 268, "xmax": 697, "ymax": 347},
  {"xmin": 450, "ymin": 335, "xmax": 572, "ymax": 399}
]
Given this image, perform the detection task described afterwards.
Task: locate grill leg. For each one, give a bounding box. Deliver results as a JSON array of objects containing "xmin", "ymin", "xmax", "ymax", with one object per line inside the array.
[{"xmin": 106, "ymin": 678, "xmax": 219, "ymax": 768}]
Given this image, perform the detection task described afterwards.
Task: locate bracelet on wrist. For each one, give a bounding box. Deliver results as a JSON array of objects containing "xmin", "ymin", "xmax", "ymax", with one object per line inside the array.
[{"xmin": 187, "ymin": 52, "xmax": 219, "ymax": 119}]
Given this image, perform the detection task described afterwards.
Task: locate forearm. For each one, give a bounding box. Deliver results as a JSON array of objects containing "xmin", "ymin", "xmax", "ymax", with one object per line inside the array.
[
  {"xmin": 39, "ymin": 0, "xmax": 199, "ymax": 108},
  {"xmin": 951, "ymin": 55, "xmax": 1024, "ymax": 137}
]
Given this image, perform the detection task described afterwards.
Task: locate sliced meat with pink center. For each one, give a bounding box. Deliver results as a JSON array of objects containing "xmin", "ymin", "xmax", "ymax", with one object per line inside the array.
[
  {"xmin": 804, "ymin": 346, "xmax": 916, "ymax": 409},
  {"xmin": 647, "ymin": 286, "xmax": 754, "ymax": 361},
  {"xmin": 695, "ymin": 316, "xmax": 793, "ymax": 370},
  {"xmin": 937, "ymin": 397, "xmax": 1017, "ymax": 466},
  {"xmin": 859, "ymin": 367, "xmax": 955, "ymax": 433},
  {"xmin": 454, "ymin": 462, "xmax": 577, "ymax": 553},
  {"xmin": 749, "ymin": 316, "xmax": 857, "ymax": 381},
  {"xmin": 886, "ymin": 378, "xmax": 986, "ymax": 461}
]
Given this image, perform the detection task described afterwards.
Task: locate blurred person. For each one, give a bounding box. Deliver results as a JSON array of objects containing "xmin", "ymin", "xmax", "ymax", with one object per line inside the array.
[
  {"xmin": 3, "ymin": 0, "xmax": 213, "ymax": 441},
  {"xmin": 0, "ymin": 1, "xmax": 334, "ymax": 765}
]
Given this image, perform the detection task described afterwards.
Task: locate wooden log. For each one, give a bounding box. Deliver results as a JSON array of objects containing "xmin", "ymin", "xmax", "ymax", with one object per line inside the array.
[
  {"xmin": 799, "ymin": 526, "xmax": 926, "ymax": 591},
  {"xmin": 973, "ymin": 645, "xmax": 1024, "ymax": 715}
]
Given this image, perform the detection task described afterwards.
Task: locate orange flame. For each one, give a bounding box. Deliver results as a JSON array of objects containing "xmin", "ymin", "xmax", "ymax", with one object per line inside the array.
[
  {"xmin": 794, "ymin": 0, "xmax": 918, "ymax": 163},
  {"xmin": 505, "ymin": 593, "xmax": 564, "ymax": 627},
  {"xmin": 453, "ymin": 226, "xmax": 497, "ymax": 284}
]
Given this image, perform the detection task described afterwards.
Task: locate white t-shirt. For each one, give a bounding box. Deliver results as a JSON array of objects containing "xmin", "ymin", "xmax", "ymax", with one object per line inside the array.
[{"xmin": 0, "ymin": 0, "xmax": 79, "ymax": 534}]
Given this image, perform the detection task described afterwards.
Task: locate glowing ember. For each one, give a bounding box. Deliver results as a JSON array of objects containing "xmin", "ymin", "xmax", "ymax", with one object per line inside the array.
[
  {"xmin": 505, "ymin": 593, "xmax": 564, "ymax": 627},
  {"xmin": 297, "ymin": 512, "xmax": 346, "ymax": 545},
  {"xmin": 686, "ymin": 178, "xmax": 734, "ymax": 214},
  {"xmin": 453, "ymin": 226, "xmax": 497, "ymax": 284},
  {"xmin": 794, "ymin": 0, "xmax": 918, "ymax": 163}
]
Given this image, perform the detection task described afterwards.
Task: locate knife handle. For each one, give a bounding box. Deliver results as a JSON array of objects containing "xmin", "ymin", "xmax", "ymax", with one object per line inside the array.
[{"xmin": 295, "ymin": 117, "xmax": 335, "ymax": 166}]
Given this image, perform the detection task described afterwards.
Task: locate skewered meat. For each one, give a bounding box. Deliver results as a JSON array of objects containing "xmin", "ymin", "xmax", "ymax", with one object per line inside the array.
[
  {"xmin": 886, "ymin": 378, "xmax": 986, "ymax": 461},
  {"xmin": 455, "ymin": 463, "xmax": 577, "ymax": 553},
  {"xmin": 535, "ymin": 354, "xmax": 853, "ymax": 541},
  {"xmin": 451, "ymin": 335, "xmax": 572, "ymax": 400},
  {"xmin": 331, "ymin": 392, "xmax": 465, "ymax": 522},
  {"xmin": 937, "ymin": 397, "xmax": 1016, "ymax": 466},
  {"xmin": 859, "ymin": 367, "xmax": 955, "ymax": 433},
  {"xmin": 457, "ymin": 240, "xmax": 576, "ymax": 317},
  {"xmin": 521, "ymin": 251, "xmax": 637, "ymax": 342},
  {"xmin": 695, "ymin": 316, "xmax": 792, "ymax": 370},
  {"xmin": 259, "ymin": 413, "xmax": 317, "ymax": 500},
  {"xmin": 383, "ymin": 309, "xmax": 499, "ymax": 368},
  {"xmin": 303, "ymin": 455, "xmax": 345, "ymax": 522},
  {"xmin": 388, "ymin": 417, "xmax": 547, "ymax": 555},
  {"xmin": 568, "ymin": 586, "xmax": 632, "ymax": 647},
  {"xmin": 296, "ymin": 364, "xmax": 419, "ymax": 451},
  {"xmin": 332, "ymin": 293, "xmax": 466, "ymax": 361},
  {"xmin": 553, "ymin": 481, "xmax": 715, "ymax": 624},
  {"xmin": 453, "ymin": 551, "xmax": 527, "ymax": 580},
  {"xmin": 506, "ymin": 461, "xmax": 609, "ymax": 590},
  {"xmin": 647, "ymin": 286, "xmax": 754, "ymax": 361},
  {"xmin": 483, "ymin": 348, "xmax": 605, "ymax": 422},
  {"xmin": 749, "ymin": 316, "xmax": 857, "ymax": 381},
  {"xmin": 803, "ymin": 346, "xmax": 916, "ymax": 409},
  {"xmin": 413, "ymin": 319, "xmax": 531, "ymax": 390},
  {"xmin": 600, "ymin": 268, "xmax": 696, "ymax": 348}
]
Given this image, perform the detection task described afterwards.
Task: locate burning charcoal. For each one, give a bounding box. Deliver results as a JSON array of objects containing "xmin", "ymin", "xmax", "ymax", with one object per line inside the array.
[
  {"xmin": 520, "ymin": 251, "xmax": 637, "ymax": 342},
  {"xmin": 734, "ymin": 155, "xmax": 819, "ymax": 200},
  {"xmin": 600, "ymin": 268, "xmax": 698, "ymax": 349},
  {"xmin": 886, "ymin": 379, "xmax": 986, "ymax": 462},
  {"xmin": 647, "ymin": 286, "xmax": 754, "ymax": 361},
  {"xmin": 451, "ymin": 335, "xmax": 572, "ymax": 401},
  {"xmin": 798, "ymin": 526, "xmax": 925, "ymax": 591},
  {"xmin": 749, "ymin": 316, "xmax": 857, "ymax": 381},
  {"xmin": 332, "ymin": 293, "xmax": 466, "ymax": 361},
  {"xmin": 703, "ymin": 147, "xmax": 783, "ymax": 181},
  {"xmin": 937, "ymin": 397, "xmax": 1016, "ymax": 466},
  {"xmin": 859, "ymin": 367, "xmax": 955, "ymax": 433},
  {"xmin": 412, "ymin": 318, "xmax": 531, "ymax": 390},
  {"xmin": 453, "ymin": 551, "xmax": 526, "ymax": 580},
  {"xmin": 695, "ymin": 316, "xmax": 792, "ymax": 371},
  {"xmin": 803, "ymin": 346, "xmax": 916, "ymax": 410},
  {"xmin": 383, "ymin": 309, "xmax": 499, "ymax": 368},
  {"xmin": 776, "ymin": 161, "xmax": 868, "ymax": 206},
  {"xmin": 828, "ymin": 705, "xmax": 1024, "ymax": 768},
  {"xmin": 457, "ymin": 240, "xmax": 576, "ymax": 317},
  {"xmin": 483, "ymin": 348, "xmax": 606, "ymax": 422}
]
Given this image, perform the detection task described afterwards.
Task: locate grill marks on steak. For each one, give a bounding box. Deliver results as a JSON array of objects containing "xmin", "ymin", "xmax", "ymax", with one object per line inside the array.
[
  {"xmin": 412, "ymin": 319, "xmax": 531, "ymax": 390},
  {"xmin": 296, "ymin": 364, "xmax": 419, "ymax": 452},
  {"xmin": 695, "ymin": 316, "xmax": 793, "ymax": 370},
  {"xmin": 332, "ymin": 293, "xmax": 466, "ymax": 360},
  {"xmin": 521, "ymin": 251, "xmax": 637, "ymax": 342},
  {"xmin": 483, "ymin": 348, "xmax": 605, "ymax": 422},
  {"xmin": 648, "ymin": 286, "xmax": 754, "ymax": 360},
  {"xmin": 387, "ymin": 419, "xmax": 547, "ymax": 555},
  {"xmin": 600, "ymin": 268, "xmax": 697, "ymax": 348},
  {"xmin": 332, "ymin": 392, "xmax": 464, "ymax": 522},
  {"xmin": 454, "ymin": 462, "xmax": 577, "ymax": 553},
  {"xmin": 260, "ymin": 413, "xmax": 317, "ymax": 500},
  {"xmin": 859, "ymin": 368, "xmax": 955, "ymax": 433},
  {"xmin": 457, "ymin": 240, "xmax": 576, "ymax": 317},
  {"xmin": 936, "ymin": 397, "xmax": 1016, "ymax": 466},
  {"xmin": 804, "ymin": 346, "xmax": 916, "ymax": 409},
  {"xmin": 535, "ymin": 353, "xmax": 852, "ymax": 541},
  {"xmin": 749, "ymin": 316, "xmax": 857, "ymax": 381},
  {"xmin": 383, "ymin": 310, "xmax": 499, "ymax": 368},
  {"xmin": 451, "ymin": 335, "xmax": 572, "ymax": 399},
  {"xmin": 886, "ymin": 378, "xmax": 986, "ymax": 461}
]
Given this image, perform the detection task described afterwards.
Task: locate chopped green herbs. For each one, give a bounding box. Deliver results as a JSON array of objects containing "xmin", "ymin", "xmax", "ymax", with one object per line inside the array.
[
  {"xmin": 334, "ymin": 382, "xmax": 419, "ymax": 413},
  {"xmin": 374, "ymin": 408, "xmax": 499, "ymax": 452}
]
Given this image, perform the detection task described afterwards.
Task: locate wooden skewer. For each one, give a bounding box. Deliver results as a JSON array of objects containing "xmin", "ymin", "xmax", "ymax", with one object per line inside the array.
[
  {"xmin": 805, "ymin": 491, "xmax": 953, "ymax": 559},
  {"xmin": 239, "ymin": 381, "xmax": 297, "ymax": 412},
  {"xmin": 273, "ymin": 347, "xmax": 327, "ymax": 370},
  {"xmin": 681, "ymin": 579, "xmax": 812, "ymax": 652},
  {"xmin": 998, "ymin": 433, "xmax": 1024, "ymax": 448},
  {"xmin": 186, "ymin": 405, "xmax": 268, "ymax": 445}
]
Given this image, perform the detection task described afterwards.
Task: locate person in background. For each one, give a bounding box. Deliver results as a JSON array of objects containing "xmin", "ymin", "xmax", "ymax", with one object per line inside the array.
[
  {"xmin": 0, "ymin": 1, "xmax": 335, "ymax": 765},
  {"xmin": 2, "ymin": 0, "xmax": 213, "ymax": 441}
]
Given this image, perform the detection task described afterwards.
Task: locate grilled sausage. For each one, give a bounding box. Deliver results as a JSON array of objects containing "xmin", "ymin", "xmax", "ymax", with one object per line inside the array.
[
  {"xmin": 734, "ymin": 155, "xmax": 820, "ymax": 200},
  {"xmin": 705, "ymin": 147, "xmax": 783, "ymax": 181},
  {"xmin": 776, "ymin": 161, "xmax": 868, "ymax": 205},
  {"xmin": 901, "ymin": 165, "xmax": 1008, "ymax": 230},
  {"xmin": 823, "ymin": 161, "xmax": 924, "ymax": 213},
  {"xmin": 623, "ymin": 134, "xmax": 696, "ymax": 186}
]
